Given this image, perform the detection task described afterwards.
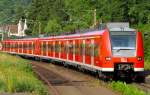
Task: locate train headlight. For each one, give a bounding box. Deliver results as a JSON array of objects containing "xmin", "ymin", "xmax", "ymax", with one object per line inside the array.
[
  {"xmin": 137, "ymin": 57, "xmax": 142, "ymax": 61},
  {"xmin": 105, "ymin": 56, "xmax": 111, "ymax": 61}
]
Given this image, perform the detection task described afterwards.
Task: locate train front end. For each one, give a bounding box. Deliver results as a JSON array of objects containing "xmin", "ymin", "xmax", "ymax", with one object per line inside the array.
[
  {"xmin": 109, "ymin": 28, "xmax": 144, "ymax": 80},
  {"xmin": 101, "ymin": 23, "xmax": 144, "ymax": 81}
]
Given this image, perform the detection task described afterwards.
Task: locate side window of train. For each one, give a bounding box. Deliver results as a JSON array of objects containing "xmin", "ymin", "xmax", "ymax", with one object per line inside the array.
[
  {"xmin": 85, "ymin": 40, "xmax": 92, "ymax": 56},
  {"xmin": 23, "ymin": 43, "xmax": 26, "ymax": 49},
  {"xmin": 6, "ymin": 42, "xmax": 8, "ymax": 48},
  {"xmin": 64, "ymin": 41, "xmax": 68, "ymax": 53},
  {"xmin": 5, "ymin": 42, "xmax": 7, "ymax": 48},
  {"xmin": 61, "ymin": 42, "xmax": 64, "ymax": 52},
  {"xmin": 75, "ymin": 41, "xmax": 79, "ymax": 54},
  {"xmin": 18, "ymin": 43, "xmax": 20, "ymax": 49},
  {"xmin": 29, "ymin": 42, "xmax": 32, "ymax": 50},
  {"xmin": 3, "ymin": 42, "xmax": 5, "ymax": 48},
  {"xmin": 79, "ymin": 42, "xmax": 83, "ymax": 55},
  {"xmin": 43, "ymin": 42, "xmax": 47, "ymax": 51},
  {"xmin": 69, "ymin": 41, "xmax": 73, "ymax": 54},
  {"xmin": 16, "ymin": 42, "xmax": 17, "ymax": 48},
  {"xmin": 55, "ymin": 41, "xmax": 60, "ymax": 53},
  {"xmin": 48, "ymin": 42, "xmax": 52, "ymax": 52},
  {"xmin": 20, "ymin": 42, "xmax": 22, "ymax": 49},
  {"xmin": 32, "ymin": 42, "xmax": 34, "ymax": 49},
  {"xmin": 94, "ymin": 43, "xmax": 99, "ymax": 57},
  {"xmin": 94, "ymin": 39, "xmax": 101, "ymax": 57}
]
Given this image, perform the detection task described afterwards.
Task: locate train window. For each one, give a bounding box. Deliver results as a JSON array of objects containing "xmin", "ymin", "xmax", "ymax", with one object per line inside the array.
[
  {"xmin": 48, "ymin": 43, "xmax": 53, "ymax": 52},
  {"xmin": 55, "ymin": 41, "xmax": 60, "ymax": 53},
  {"xmin": 3, "ymin": 42, "xmax": 5, "ymax": 48},
  {"xmin": 5, "ymin": 42, "xmax": 6, "ymax": 48},
  {"xmin": 9, "ymin": 43, "xmax": 11, "ymax": 48},
  {"xmin": 68, "ymin": 41, "xmax": 73, "ymax": 54},
  {"xmin": 94, "ymin": 43, "xmax": 99, "ymax": 57},
  {"xmin": 85, "ymin": 43, "xmax": 92, "ymax": 56},
  {"xmin": 10, "ymin": 43, "xmax": 12, "ymax": 48},
  {"xmin": 64, "ymin": 43, "xmax": 68, "ymax": 53},
  {"xmin": 19, "ymin": 43, "xmax": 22, "ymax": 49},
  {"xmin": 5, "ymin": 43, "xmax": 8, "ymax": 48},
  {"xmin": 42, "ymin": 42, "xmax": 47, "ymax": 51},
  {"xmin": 23, "ymin": 43, "xmax": 27, "ymax": 49},
  {"xmin": 61, "ymin": 43, "xmax": 64, "ymax": 52},
  {"xmin": 75, "ymin": 43, "xmax": 79, "ymax": 54},
  {"xmin": 32, "ymin": 43, "xmax": 34, "ymax": 50},
  {"xmin": 28, "ymin": 43, "xmax": 32, "ymax": 50},
  {"xmin": 80, "ymin": 43, "xmax": 84, "ymax": 55}
]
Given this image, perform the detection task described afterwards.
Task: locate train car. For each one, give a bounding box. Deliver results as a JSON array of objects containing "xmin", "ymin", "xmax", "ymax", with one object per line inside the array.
[{"xmin": 0, "ymin": 23, "xmax": 145, "ymax": 81}]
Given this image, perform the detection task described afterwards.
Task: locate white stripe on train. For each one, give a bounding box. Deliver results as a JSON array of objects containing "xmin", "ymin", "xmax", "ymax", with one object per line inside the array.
[{"xmin": 3, "ymin": 51, "xmax": 144, "ymax": 72}]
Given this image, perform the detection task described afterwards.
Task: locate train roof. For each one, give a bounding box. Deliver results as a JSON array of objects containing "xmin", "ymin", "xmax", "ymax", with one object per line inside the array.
[
  {"xmin": 7, "ymin": 29, "xmax": 105, "ymax": 41},
  {"xmin": 3, "ymin": 22, "xmax": 138, "ymax": 41}
]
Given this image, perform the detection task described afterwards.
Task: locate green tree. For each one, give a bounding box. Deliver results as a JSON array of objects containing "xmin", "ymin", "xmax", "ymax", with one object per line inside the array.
[{"xmin": 44, "ymin": 19, "xmax": 62, "ymax": 35}]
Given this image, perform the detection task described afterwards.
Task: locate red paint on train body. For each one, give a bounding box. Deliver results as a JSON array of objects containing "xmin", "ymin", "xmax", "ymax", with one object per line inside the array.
[{"xmin": 0, "ymin": 27, "xmax": 144, "ymax": 80}]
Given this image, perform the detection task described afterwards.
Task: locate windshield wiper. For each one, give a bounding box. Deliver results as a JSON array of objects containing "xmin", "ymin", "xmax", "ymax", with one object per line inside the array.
[{"xmin": 116, "ymin": 48, "xmax": 135, "ymax": 52}]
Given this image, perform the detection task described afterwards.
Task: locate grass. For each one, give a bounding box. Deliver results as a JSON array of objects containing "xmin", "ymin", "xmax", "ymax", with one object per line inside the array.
[
  {"xmin": 0, "ymin": 52, "xmax": 48, "ymax": 95},
  {"xmin": 110, "ymin": 81, "xmax": 150, "ymax": 95}
]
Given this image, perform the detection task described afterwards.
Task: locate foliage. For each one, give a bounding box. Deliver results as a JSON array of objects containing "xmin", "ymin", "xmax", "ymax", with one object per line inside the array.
[
  {"xmin": 44, "ymin": 19, "xmax": 62, "ymax": 34},
  {"xmin": 1, "ymin": 0, "xmax": 150, "ymax": 35},
  {"xmin": 0, "ymin": 0, "xmax": 31, "ymax": 24},
  {"xmin": 110, "ymin": 81, "xmax": 149, "ymax": 95},
  {"xmin": 0, "ymin": 53, "xmax": 48, "ymax": 95},
  {"xmin": 25, "ymin": 0, "xmax": 150, "ymax": 35}
]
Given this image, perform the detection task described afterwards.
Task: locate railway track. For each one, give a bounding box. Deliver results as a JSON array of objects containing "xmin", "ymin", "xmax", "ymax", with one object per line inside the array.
[{"xmin": 31, "ymin": 61, "xmax": 117, "ymax": 95}]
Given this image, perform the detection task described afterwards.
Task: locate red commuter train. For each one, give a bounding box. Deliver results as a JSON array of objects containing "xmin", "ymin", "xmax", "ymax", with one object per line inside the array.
[{"xmin": 0, "ymin": 23, "xmax": 145, "ymax": 81}]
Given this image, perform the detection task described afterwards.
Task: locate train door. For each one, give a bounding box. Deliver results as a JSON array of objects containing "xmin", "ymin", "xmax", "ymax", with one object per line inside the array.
[
  {"xmin": 93, "ymin": 36, "xmax": 101, "ymax": 67},
  {"xmin": 3, "ymin": 41, "xmax": 6, "ymax": 51},
  {"xmin": 4, "ymin": 41, "xmax": 7, "ymax": 51},
  {"xmin": 53, "ymin": 41, "xmax": 55, "ymax": 58},
  {"xmin": 11, "ymin": 42, "xmax": 13, "ymax": 52},
  {"xmin": 55, "ymin": 41, "xmax": 59, "ymax": 58},
  {"xmin": 32, "ymin": 41, "xmax": 34, "ymax": 55},
  {"xmin": 75, "ymin": 40, "xmax": 80, "ymax": 62},
  {"xmin": 23, "ymin": 42, "xmax": 25, "ymax": 54},
  {"xmin": 24, "ymin": 42, "xmax": 27, "ymax": 54},
  {"xmin": 29, "ymin": 41, "xmax": 33, "ymax": 54},
  {"xmin": 60, "ymin": 40, "xmax": 66, "ymax": 59},
  {"xmin": 68, "ymin": 40, "xmax": 73, "ymax": 61},
  {"xmin": 18, "ymin": 41, "xmax": 21, "ymax": 53},
  {"xmin": 85, "ymin": 39, "xmax": 91, "ymax": 65},
  {"xmin": 17, "ymin": 42, "xmax": 19, "ymax": 53},
  {"xmin": 41, "ymin": 41, "xmax": 47, "ymax": 56},
  {"xmin": 6, "ymin": 41, "xmax": 9, "ymax": 52},
  {"xmin": 27, "ymin": 41, "xmax": 29, "ymax": 54},
  {"xmin": 48, "ymin": 41, "xmax": 52, "ymax": 57},
  {"xmin": 10, "ymin": 42, "xmax": 12, "ymax": 52},
  {"xmin": 75, "ymin": 39, "xmax": 83, "ymax": 64},
  {"xmin": 36, "ymin": 39, "xmax": 41, "ymax": 56},
  {"xmin": 21, "ymin": 41, "xmax": 23, "ymax": 54},
  {"xmin": 13, "ymin": 42, "xmax": 15, "ymax": 52}
]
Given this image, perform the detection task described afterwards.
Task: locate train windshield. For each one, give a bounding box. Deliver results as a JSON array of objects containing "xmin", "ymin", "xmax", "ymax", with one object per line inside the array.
[{"xmin": 110, "ymin": 31, "xmax": 136, "ymax": 57}]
